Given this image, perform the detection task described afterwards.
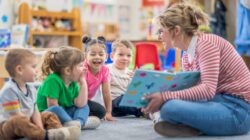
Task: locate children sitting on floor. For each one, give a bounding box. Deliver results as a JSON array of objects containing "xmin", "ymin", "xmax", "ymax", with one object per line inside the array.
[
  {"xmin": 107, "ymin": 40, "xmax": 144, "ymax": 117},
  {"xmin": 0, "ymin": 48, "xmax": 80, "ymax": 140},
  {"xmin": 36, "ymin": 46, "xmax": 101, "ymax": 130},
  {"xmin": 82, "ymin": 36, "xmax": 116, "ymax": 121}
]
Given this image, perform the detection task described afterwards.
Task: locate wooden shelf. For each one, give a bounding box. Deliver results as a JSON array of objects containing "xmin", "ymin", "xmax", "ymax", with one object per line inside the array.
[
  {"xmin": 18, "ymin": 3, "xmax": 83, "ymax": 50},
  {"xmin": 31, "ymin": 31, "xmax": 82, "ymax": 36},
  {"xmin": 32, "ymin": 10, "xmax": 73, "ymax": 19}
]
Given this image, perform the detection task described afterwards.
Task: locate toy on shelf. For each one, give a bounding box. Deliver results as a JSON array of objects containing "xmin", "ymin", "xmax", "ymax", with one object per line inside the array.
[
  {"xmin": 0, "ymin": 29, "xmax": 11, "ymax": 48},
  {"xmin": 18, "ymin": 3, "xmax": 83, "ymax": 50}
]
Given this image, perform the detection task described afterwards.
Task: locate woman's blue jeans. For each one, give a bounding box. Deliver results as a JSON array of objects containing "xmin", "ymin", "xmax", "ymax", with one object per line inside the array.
[
  {"xmin": 46, "ymin": 105, "xmax": 89, "ymax": 127},
  {"xmin": 160, "ymin": 94, "xmax": 250, "ymax": 136}
]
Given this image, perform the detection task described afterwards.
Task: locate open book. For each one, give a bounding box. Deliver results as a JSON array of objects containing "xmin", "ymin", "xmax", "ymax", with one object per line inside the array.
[{"xmin": 119, "ymin": 70, "xmax": 200, "ymax": 108}]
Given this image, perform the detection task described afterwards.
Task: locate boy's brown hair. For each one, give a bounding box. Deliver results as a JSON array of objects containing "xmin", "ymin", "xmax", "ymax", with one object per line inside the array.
[
  {"xmin": 112, "ymin": 40, "xmax": 134, "ymax": 52},
  {"xmin": 5, "ymin": 48, "xmax": 36, "ymax": 77}
]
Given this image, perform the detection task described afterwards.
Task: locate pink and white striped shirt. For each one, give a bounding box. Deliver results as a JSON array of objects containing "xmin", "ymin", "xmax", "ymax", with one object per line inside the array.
[{"xmin": 162, "ymin": 34, "xmax": 250, "ymax": 103}]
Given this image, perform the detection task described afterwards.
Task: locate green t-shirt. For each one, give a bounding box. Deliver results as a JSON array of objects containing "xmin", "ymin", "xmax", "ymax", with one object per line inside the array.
[{"xmin": 37, "ymin": 73, "xmax": 80, "ymax": 112}]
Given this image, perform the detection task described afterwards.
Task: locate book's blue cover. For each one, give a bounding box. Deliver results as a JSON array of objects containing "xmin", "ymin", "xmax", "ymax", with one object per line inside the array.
[{"xmin": 119, "ymin": 70, "xmax": 200, "ymax": 108}]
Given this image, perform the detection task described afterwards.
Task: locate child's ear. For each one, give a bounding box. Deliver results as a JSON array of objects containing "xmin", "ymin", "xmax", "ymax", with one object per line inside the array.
[
  {"xmin": 110, "ymin": 53, "xmax": 114, "ymax": 60},
  {"xmin": 64, "ymin": 67, "xmax": 71, "ymax": 75},
  {"xmin": 15, "ymin": 65, "xmax": 23, "ymax": 75},
  {"xmin": 105, "ymin": 53, "xmax": 108, "ymax": 60}
]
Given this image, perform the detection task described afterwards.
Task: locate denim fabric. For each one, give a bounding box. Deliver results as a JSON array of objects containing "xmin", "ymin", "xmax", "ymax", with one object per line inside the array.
[
  {"xmin": 160, "ymin": 94, "xmax": 250, "ymax": 136},
  {"xmin": 46, "ymin": 105, "xmax": 89, "ymax": 127}
]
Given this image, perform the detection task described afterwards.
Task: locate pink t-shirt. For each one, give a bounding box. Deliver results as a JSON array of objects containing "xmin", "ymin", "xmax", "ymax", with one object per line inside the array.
[{"xmin": 84, "ymin": 61, "xmax": 110, "ymax": 99}]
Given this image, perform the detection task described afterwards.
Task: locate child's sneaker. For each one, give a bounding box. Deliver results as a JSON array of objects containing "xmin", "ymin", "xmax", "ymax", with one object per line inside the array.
[
  {"xmin": 149, "ymin": 111, "xmax": 161, "ymax": 124},
  {"xmin": 154, "ymin": 121, "xmax": 201, "ymax": 137},
  {"xmin": 63, "ymin": 120, "xmax": 81, "ymax": 128},
  {"xmin": 48, "ymin": 127, "xmax": 70, "ymax": 140},
  {"xmin": 82, "ymin": 116, "xmax": 101, "ymax": 130},
  {"xmin": 66, "ymin": 126, "xmax": 81, "ymax": 140}
]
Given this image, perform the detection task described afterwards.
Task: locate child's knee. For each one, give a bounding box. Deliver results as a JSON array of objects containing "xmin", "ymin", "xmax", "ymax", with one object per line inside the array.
[{"xmin": 47, "ymin": 105, "xmax": 63, "ymax": 111}]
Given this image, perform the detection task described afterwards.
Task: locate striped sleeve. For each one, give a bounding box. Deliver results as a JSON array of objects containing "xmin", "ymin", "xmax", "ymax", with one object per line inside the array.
[
  {"xmin": 0, "ymin": 89, "xmax": 21, "ymax": 114},
  {"xmin": 2, "ymin": 101, "xmax": 20, "ymax": 112},
  {"xmin": 161, "ymin": 39, "xmax": 220, "ymax": 101}
]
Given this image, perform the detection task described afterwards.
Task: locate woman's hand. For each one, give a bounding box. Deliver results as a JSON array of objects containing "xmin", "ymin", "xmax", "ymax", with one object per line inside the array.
[
  {"xmin": 142, "ymin": 93, "xmax": 164, "ymax": 114},
  {"xmin": 104, "ymin": 112, "xmax": 116, "ymax": 121}
]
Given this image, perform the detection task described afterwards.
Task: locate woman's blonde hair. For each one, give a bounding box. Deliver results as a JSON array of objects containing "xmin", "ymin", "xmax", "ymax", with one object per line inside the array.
[
  {"xmin": 156, "ymin": 2, "xmax": 209, "ymax": 36},
  {"xmin": 112, "ymin": 40, "xmax": 134, "ymax": 52},
  {"xmin": 39, "ymin": 46, "xmax": 85, "ymax": 80}
]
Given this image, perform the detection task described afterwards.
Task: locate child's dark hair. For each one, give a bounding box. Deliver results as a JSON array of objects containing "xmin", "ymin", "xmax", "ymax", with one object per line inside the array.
[
  {"xmin": 39, "ymin": 46, "xmax": 85, "ymax": 80},
  {"xmin": 5, "ymin": 48, "xmax": 36, "ymax": 77},
  {"xmin": 82, "ymin": 36, "xmax": 106, "ymax": 52}
]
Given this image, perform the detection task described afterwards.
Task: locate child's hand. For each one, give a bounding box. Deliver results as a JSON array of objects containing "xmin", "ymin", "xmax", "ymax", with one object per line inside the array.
[
  {"xmin": 79, "ymin": 66, "xmax": 88, "ymax": 85},
  {"xmin": 128, "ymin": 71, "xmax": 134, "ymax": 78},
  {"xmin": 104, "ymin": 112, "xmax": 116, "ymax": 121}
]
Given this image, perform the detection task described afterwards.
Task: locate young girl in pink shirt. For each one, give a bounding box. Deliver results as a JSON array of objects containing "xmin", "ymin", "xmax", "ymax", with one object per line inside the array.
[{"xmin": 82, "ymin": 36, "xmax": 116, "ymax": 121}]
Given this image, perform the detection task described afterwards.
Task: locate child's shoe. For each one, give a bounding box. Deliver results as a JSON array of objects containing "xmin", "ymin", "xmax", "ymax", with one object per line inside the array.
[
  {"xmin": 63, "ymin": 120, "xmax": 81, "ymax": 128},
  {"xmin": 82, "ymin": 116, "xmax": 101, "ymax": 130},
  {"xmin": 65, "ymin": 126, "xmax": 81, "ymax": 140},
  {"xmin": 48, "ymin": 127, "xmax": 70, "ymax": 140},
  {"xmin": 154, "ymin": 121, "xmax": 201, "ymax": 137},
  {"xmin": 149, "ymin": 111, "xmax": 161, "ymax": 124}
]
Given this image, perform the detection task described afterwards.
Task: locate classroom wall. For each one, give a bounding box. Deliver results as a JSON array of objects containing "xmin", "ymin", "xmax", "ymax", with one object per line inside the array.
[
  {"xmin": 0, "ymin": 0, "xmax": 15, "ymax": 29},
  {"xmin": 222, "ymin": 0, "xmax": 237, "ymax": 45}
]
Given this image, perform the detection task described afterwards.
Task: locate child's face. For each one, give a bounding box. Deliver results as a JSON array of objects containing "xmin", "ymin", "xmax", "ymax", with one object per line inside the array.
[
  {"xmin": 70, "ymin": 61, "xmax": 85, "ymax": 82},
  {"xmin": 111, "ymin": 45, "xmax": 132, "ymax": 70},
  {"xmin": 86, "ymin": 45, "xmax": 107, "ymax": 72},
  {"xmin": 20, "ymin": 57, "xmax": 37, "ymax": 82}
]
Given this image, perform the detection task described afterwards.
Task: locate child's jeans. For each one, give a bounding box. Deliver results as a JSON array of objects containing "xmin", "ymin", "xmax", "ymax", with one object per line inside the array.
[
  {"xmin": 160, "ymin": 93, "xmax": 250, "ymax": 136},
  {"xmin": 112, "ymin": 95, "xmax": 143, "ymax": 117},
  {"xmin": 46, "ymin": 105, "xmax": 89, "ymax": 127},
  {"xmin": 0, "ymin": 111, "xmax": 62, "ymax": 140}
]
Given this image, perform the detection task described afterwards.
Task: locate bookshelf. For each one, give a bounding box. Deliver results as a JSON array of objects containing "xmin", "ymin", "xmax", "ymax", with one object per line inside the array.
[{"xmin": 18, "ymin": 3, "xmax": 83, "ymax": 50}]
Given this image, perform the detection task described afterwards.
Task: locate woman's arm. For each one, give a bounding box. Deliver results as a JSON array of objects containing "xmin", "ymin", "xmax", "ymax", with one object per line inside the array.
[{"xmin": 102, "ymin": 81, "xmax": 116, "ymax": 121}]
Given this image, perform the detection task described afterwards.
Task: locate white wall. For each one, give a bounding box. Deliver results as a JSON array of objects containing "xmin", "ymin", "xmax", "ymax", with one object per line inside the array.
[{"xmin": 0, "ymin": 0, "xmax": 15, "ymax": 29}]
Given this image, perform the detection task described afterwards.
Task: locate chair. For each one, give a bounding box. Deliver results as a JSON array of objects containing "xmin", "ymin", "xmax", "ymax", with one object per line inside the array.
[
  {"xmin": 164, "ymin": 48, "xmax": 176, "ymax": 70},
  {"xmin": 105, "ymin": 42, "xmax": 113, "ymax": 64},
  {"xmin": 134, "ymin": 42, "xmax": 161, "ymax": 70}
]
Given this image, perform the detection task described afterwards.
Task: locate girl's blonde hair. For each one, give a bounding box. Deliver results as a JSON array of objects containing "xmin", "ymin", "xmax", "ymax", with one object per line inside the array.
[
  {"xmin": 156, "ymin": 2, "xmax": 209, "ymax": 36},
  {"xmin": 39, "ymin": 46, "xmax": 85, "ymax": 80},
  {"xmin": 112, "ymin": 40, "xmax": 134, "ymax": 52},
  {"xmin": 82, "ymin": 36, "xmax": 107, "ymax": 52}
]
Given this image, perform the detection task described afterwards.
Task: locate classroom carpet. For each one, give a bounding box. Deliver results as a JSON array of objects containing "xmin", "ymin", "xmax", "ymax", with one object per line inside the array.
[{"xmin": 80, "ymin": 116, "xmax": 250, "ymax": 140}]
